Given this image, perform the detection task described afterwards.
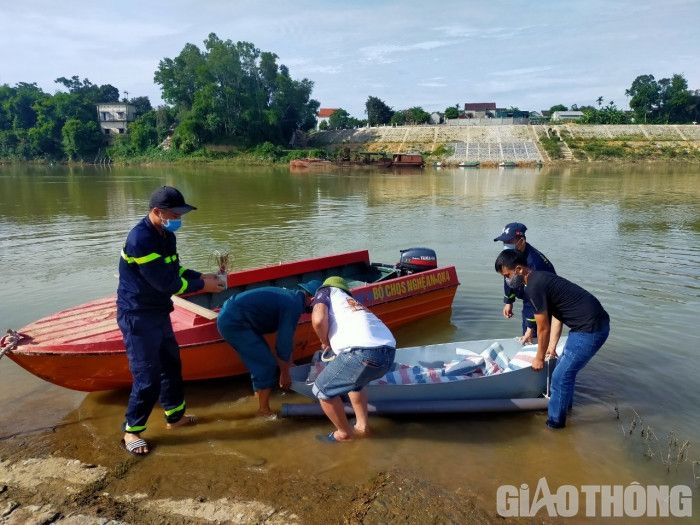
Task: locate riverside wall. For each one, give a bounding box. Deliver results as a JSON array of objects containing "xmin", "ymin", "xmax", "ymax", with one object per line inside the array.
[{"xmin": 307, "ymin": 124, "xmax": 700, "ymax": 164}]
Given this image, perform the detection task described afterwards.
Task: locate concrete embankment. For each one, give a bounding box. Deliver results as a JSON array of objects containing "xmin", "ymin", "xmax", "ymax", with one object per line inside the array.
[{"xmin": 308, "ymin": 124, "xmax": 700, "ymax": 164}]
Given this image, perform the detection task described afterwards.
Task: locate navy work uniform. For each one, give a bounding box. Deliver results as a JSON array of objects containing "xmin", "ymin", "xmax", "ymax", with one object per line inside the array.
[
  {"xmin": 216, "ymin": 287, "xmax": 308, "ymax": 391},
  {"xmin": 116, "ymin": 215, "xmax": 204, "ymax": 434},
  {"xmin": 503, "ymin": 243, "xmax": 555, "ymax": 337}
]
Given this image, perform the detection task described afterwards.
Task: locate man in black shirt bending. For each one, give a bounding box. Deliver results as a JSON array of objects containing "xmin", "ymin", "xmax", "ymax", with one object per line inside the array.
[{"xmin": 495, "ymin": 249, "xmax": 610, "ymax": 429}]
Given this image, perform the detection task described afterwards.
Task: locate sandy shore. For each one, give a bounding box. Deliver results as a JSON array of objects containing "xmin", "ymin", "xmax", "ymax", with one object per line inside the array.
[
  {"xmin": 0, "ymin": 434, "xmax": 504, "ymax": 524},
  {"xmin": 0, "ymin": 375, "xmax": 532, "ymax": 525}
]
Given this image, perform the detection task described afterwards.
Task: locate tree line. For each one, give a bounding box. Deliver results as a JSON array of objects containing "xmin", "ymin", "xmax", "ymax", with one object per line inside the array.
[
  {"xmin": 546, "ymin": 73, "xmax": 700, "ymax": 124},
  {"xmin": 0, "ymin": 76, "xmax": 149, "ymax": 160},
  {"xmin": 2, "ymin": 52, "xmax": 700, "ymax": 162}
]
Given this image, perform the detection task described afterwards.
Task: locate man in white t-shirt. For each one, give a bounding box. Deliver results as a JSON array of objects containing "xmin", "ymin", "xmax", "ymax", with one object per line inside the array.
[{"xmin": 310, "ymin": 276, "xmax": 396, "ymax": 442}]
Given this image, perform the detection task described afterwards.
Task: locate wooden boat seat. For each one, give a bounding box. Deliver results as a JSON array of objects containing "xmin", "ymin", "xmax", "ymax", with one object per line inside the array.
[{"xmin": 171, "ymin": 295, "xmax": 219, "ymax": 320}]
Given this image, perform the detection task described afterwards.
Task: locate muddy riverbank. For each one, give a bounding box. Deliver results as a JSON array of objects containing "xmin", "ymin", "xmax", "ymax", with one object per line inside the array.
[{"xmin": 0, "ymin": 385, "xmax": 510, "ymax": 525}]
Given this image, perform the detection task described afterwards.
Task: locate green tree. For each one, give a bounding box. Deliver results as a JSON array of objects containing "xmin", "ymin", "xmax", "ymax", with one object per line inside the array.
[
  {"xmin": 626, "ymin": 74, "xmax": 660, "ymax": 123},
  {"xmin": 154, "ymin": 44, "xmax": 209, "ymax": 110},
  {"xmin": 390, "ymin": 111, "xmax": 406, "ymax": 126},
  {"xmin": 328, "ymin": 108, "xmax": 352, "ymax": 129},
  {"xmin": 549, "ymin": 104, "xmax": 568, "ymax": 113},
  {"xmin": 61, "ymin": 118, "xmax": 102, "ymax": 160},
  {"xmin": 660, "ymin": 74, "xmax": 691, "ymax": 123},
  {"xmin": 581, "ymin": 101, "xmax": 630, "ymax": 124},
  {"xmin": 55, "ymin": 76, "xmax": 119, "ymax": 103},
  {"xmin": 154, "ymin": 33, "xmax": 319, "ymax": 149},
  {"xmin": 128, "ymin": 111, "xmax": 159, "ymax": 151},
  {"xmin": 154, "ymin": 106, "xmax": 176, "ymax": 142},
  {"xmin": 128, "ymin": 96, "xmax": 153, "ymax": 116},
  {"xmin": 403, "ymin": 107, "xmax": 430, "ymax": 125},
  {"xmin": 365, "ymin": 96, "xmax": 393, "ymax": 126},
  {"xmin": 444, "ymin": 106, "xmax": 459, "ymax": 119}
]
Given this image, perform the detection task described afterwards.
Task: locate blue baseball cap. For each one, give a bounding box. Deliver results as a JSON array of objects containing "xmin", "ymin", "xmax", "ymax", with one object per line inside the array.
[
  {"xmin": 149, "ymin": 186, "xmax": 197, "ymax": 215},
  {"xmin": 298, "ymin": 279, "xmax": 323, "ymax": 296},
  {"xmin": 494, "ymin": 222, "xmax": 527, "ymax": 242}
]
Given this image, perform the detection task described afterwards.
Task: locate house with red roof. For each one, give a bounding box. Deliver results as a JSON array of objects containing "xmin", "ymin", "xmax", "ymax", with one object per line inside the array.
[
  {"xmin": 317, "ymin": 108, "xmax": 338, "ymax": 130},
  {"xmin": 463, "ymin": 102, "xmax": 497, "ymax": 118}
]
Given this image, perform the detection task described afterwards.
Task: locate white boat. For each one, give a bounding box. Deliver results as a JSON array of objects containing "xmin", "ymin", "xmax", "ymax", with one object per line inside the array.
[{"xmin": 283, "ymin": 337, "xmax": 564, "ymax": 416}]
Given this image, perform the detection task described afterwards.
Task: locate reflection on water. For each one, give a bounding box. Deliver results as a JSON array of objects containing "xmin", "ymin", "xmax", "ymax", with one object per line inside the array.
[{"xmin": 1, "ymin": 163, "xmax": 699, "ymax": 520}]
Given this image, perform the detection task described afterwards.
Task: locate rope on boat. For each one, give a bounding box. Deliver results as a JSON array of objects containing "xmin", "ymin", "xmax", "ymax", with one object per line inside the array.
[{"xmin": 0, "ymin": 329, "xmax": 25, "ymax": 360}]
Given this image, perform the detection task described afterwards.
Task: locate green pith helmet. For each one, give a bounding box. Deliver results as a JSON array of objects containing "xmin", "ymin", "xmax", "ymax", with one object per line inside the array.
[{"xmin": 321, "ymin": 276, "xmax": 350, "ymax": 292}]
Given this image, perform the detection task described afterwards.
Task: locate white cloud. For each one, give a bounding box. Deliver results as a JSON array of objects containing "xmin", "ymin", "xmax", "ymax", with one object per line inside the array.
[
  {"xmin": 488, "ymin": 66, "xmax": 554, "ymax": 77},
  {"xmin": 360, "ymin": 40, "xmax": 456, "ymax": 64},
  {"xmin": 282, "ymin": 58, "xmax": 342, "ymax": 75},
  {"xmin": 418, "ymin": 82, "xmax": 447, "ymax": 88}
]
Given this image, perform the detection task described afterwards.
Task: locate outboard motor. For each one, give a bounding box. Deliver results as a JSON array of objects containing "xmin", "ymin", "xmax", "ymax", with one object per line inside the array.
[{"xmin": 396, "ymin": 247, "xmax": 438, "ymax": 275}]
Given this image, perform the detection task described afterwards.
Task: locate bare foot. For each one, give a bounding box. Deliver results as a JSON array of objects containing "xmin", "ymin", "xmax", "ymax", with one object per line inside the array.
[
  {"xmin": 166, "ymin": 414, "xmax": 198, "ymax": 429},
  {"xmin": 256, "ymin": 409, "xmax": 277, "ymax": 420},
  {"xmin": 331, "ymin": 430, "xmax": 353, "ymax": 442},
  {"xmin": 353, "ymin": 425, "xmax": 371, "ymax": 438}
]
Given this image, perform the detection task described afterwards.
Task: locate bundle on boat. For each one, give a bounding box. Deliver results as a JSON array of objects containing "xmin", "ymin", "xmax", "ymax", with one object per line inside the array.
[{"xmin": 282, "ymin": 337, "xmax": 562, "ymax": 416}]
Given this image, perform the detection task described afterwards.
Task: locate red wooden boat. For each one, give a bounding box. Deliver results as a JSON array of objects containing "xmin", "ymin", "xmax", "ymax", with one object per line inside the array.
[
  {"xmin": 288, "ymin": 158, "xmax": 333, "ymax": 169},
  {"xmin": 391, "ymin": 153, "xmax": 424, "ymax": 168},
  {"xmin": 4, "ymin": 250, "xmax": 459, "ymax": 392}
]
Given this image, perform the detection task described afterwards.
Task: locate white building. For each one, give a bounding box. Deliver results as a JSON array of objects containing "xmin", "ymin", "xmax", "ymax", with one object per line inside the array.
[
  {"xmin": 551, "ymin": 110, "xmax": 584, "ymax": 122},
  {"xmin": 96, "ymin": 103, "xmax": 137, "ymax": 136}
]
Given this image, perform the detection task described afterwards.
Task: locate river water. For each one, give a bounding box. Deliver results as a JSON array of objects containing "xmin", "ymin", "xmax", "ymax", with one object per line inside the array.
[{"xmin": 1, "ymin": 163, "xmax": 698, "ymax": 521}]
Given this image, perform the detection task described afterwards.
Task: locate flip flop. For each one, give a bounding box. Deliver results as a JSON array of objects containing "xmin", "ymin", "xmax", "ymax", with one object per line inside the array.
[
  {"xmin": 120, "ymin": 438, "xmax": 149, "ymax": 456},
  {"xmin": 316, "ymin": 431, "xmax": 339, "ymax": 443}
]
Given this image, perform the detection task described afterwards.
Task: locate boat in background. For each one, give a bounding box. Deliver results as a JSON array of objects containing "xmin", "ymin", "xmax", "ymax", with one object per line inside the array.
[
  {"xmin": 6, "ymin": 250, "xmax": 459, "ymax": 392},
  {"xmin": 392, "ymin": 153, "xmax": 424, "ymax": 168},
  {"xmin": 458, "ymin": 161, "xmax": 480, "ymax": 168},
  {"xmin": 498, "ymin": 161, "xmax": 517, "ymax": 168},
  {"xmin": 289, "ymin": 158, "xmax": 334, "ymax": 169}
]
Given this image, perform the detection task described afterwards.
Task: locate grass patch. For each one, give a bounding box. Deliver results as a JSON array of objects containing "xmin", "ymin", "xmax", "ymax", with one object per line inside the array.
[{"xmin": 539, "ymin": 136, "xmax": 563, "ymax": 159}]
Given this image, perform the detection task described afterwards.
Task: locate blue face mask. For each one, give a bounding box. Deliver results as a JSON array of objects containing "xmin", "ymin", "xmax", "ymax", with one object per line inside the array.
[
  {"xmin": 503, "ymin": 243, "xmax": 516, "ymax": 250},
  {"xmin": 162, "ymin": 218, "xmax": 182, "ymax": 232}
]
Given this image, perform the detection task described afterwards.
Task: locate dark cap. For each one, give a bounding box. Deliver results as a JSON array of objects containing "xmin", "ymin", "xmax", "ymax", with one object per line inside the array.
[
  {"xmin": 148, "ymin": 186, "xmax": 197, "ymax": 215},
  {"xmin": 298, "ymin": 279, "xmax": 323, "ymax": 297},
  {"xmin": 493, "ymin": 222, "xmax": 527, "ymax": 242}
]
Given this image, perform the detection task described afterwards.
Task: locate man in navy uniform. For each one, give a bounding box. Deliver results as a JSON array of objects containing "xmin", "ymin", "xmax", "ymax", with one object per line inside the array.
[
  {"xmin": 494, "ymin": 222, "xmax": 555, "ymax": 343},
  {"xmin": 117, "ymin": 186, "xmax": 224, "ymax": 455},
  {"xmin": 495, "ymin": 249, "xmax": 609, "ymax": 428}
]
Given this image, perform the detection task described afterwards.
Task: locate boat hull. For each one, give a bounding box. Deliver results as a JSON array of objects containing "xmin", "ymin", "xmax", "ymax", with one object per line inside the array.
[
  {"xmin": 288, "ymin": 337, "xmax": 563, "ymax": 402},
  {"xmin": 8, "ymin": 251, "xmax": 459, "ymax": 391}
]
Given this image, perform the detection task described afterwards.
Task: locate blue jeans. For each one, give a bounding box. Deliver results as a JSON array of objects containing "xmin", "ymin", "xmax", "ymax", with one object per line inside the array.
[
  {"xmin": 217, "ymin": 308, "xmax": 280, "ymax": 391},
  {"xmin": 547, "ymin": 325, "xmax": 610, "ymax": 428},
  {"xmin": 313, "ymin": 346, "xmax": 396, "ymax": 400}
]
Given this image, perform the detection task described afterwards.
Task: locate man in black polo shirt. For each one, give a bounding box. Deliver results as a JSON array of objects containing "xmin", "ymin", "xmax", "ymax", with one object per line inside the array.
[{"xmin": 495, "ymin": 249, "xmax": 610, "ymax": 429}]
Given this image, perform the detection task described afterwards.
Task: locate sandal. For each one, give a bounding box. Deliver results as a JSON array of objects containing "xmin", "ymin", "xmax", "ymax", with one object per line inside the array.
[{"xmin": 120, "ymin": 437, "xmax": 149, "ymax": 456}]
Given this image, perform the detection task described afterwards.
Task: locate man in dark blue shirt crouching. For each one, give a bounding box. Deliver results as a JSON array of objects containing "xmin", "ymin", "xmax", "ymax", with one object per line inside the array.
[{"xmin": 217, "ymin": 280, "xmax": 322, "ymax": 417}]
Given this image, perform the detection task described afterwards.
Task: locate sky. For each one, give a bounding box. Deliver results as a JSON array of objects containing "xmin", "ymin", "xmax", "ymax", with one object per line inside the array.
[{"xmin": 1, "ymin": 0, "xmax": 699, "ymax": 117}]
